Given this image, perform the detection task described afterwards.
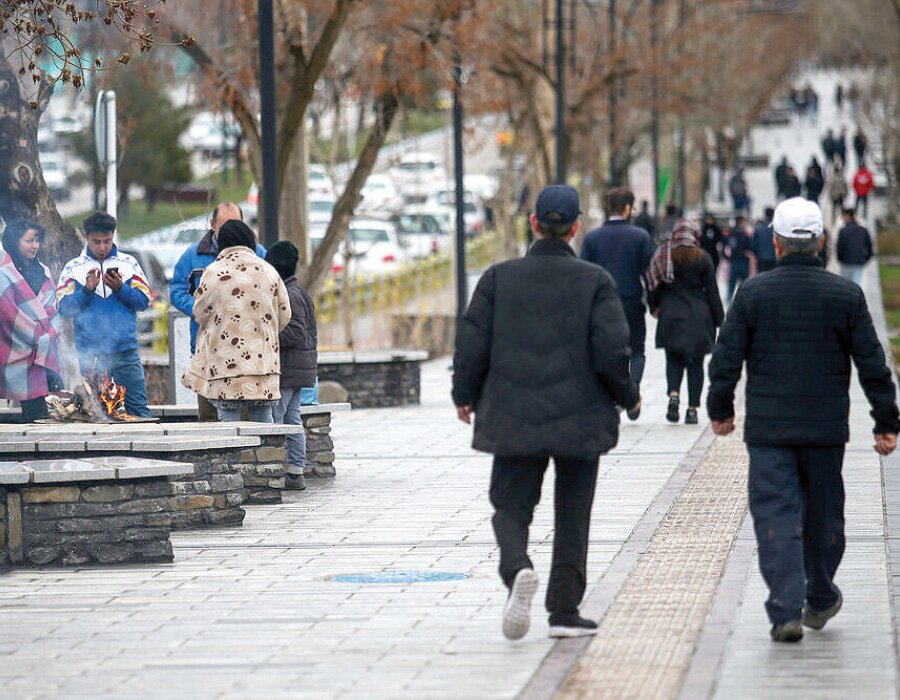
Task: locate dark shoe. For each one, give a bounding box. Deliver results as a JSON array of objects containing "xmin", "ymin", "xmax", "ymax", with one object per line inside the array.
[
  {"xmin": 685, "ymin": 407, "xmax": 698, "ymax": 425},
  {"xmin": 666, "ymin": 396, "xmax": 680, "ymax": 423},
  {"xmin": 502, "ymin": 568, "xmax": 539, "ymax": 640},
  {"xmin": 285, "ymin": 473, "xmax": 307, "ymax": 490},
  {"xmin": 626, "ymin": 405, "xmax": 641, "ymax": 421},
  {"xmin": 802, "ymin": 593, "xmax": 842, "ymax": 630},
  {"xmin": 548, "ymin": 612, "xmax": 599, "ymax": 638},
  {"xmin": 770, "ymin": 620, "xmax": 803, "ymax": 642}
]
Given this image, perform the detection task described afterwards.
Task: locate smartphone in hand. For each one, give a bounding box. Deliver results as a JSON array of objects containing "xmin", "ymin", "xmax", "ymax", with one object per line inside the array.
[{"xmin": 188, "ymin": 268, "xmax": 205, "ymax": 295}]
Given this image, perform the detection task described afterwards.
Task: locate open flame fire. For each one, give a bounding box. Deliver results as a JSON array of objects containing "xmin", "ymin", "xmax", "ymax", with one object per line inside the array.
[{"xmin": 45, "ymin": 371, "xmax": 142, "ymax": 423}]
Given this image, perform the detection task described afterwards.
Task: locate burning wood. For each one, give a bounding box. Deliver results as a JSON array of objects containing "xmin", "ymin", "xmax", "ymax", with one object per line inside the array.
[{"xmin": 45, "ymin": 372, "xmax": 148, "ymax": 423}]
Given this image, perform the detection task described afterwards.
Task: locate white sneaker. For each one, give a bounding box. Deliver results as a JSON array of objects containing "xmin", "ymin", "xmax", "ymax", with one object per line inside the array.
[{"xmin": 502, "ymin": 568, "xmax": 540, "ymax": 640}]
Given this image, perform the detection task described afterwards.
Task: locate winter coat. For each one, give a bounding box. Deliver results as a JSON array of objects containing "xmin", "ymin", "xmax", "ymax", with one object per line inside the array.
[
  {"xmin": 751, "ymin": 219, "xmax": 776, "ymax": 264},
  {"xmin": 182, "ymin": 246, "xmax": 291, "ymax": 402},
  {"xmin": 708, "ymin": 255, "xmax": 899, "ymax": 445},
  {"xmin": 452, "ymin": 236, "xmax": 638, "ymax": 459},
  {"xmin": 828, "ymin": 175, "xmax": 848, "ymax": 202},
  {"xmin": 649, "ymin": 252, "xmax": 724, "ymax": 360},
  {"xmin": 836, "ymin": 220, "xmax": 873, "ymax": 266},
  {"xmin": 782, "ymin": 174, "xmax": 802, "ymax": 198},
  {"xmin": 579, "ymin": 219, "xmax": 654, "ymax": 301},
  {"xmin": 700, "ymin": 222, "xmax": 723, "ymax": 267},
  {"xmin": 0, "ymin": 253, "xmax": 60, "ymax": 401},
  {"xmin": 170, "ymin": 230, "xmax": 267, "ymax": 353},
  {"xmin": 804, "ymin": 170, "xmax": 825, "ymax": 200},
  {"xmin": 853, "ymin": 168, "xmax": 875, "ymax": 198},
  {"xmin": 279, "ymin": 276, "xmax": 318, "ymax": 389},
  {"xmin": 56, "ymin": 245, "xmax": 151, "ymax": 355}
]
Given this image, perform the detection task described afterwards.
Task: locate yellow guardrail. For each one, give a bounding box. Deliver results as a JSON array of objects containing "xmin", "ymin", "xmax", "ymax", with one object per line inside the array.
[{"xmin": 314, "ymin": 230, "xmax": 503, "ymax": 324}]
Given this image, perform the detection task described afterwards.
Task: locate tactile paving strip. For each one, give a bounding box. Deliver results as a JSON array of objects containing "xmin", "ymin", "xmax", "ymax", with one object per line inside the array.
[{"xmin": 556, "ymin": 428, "xmax": 749, "ymax": 700}]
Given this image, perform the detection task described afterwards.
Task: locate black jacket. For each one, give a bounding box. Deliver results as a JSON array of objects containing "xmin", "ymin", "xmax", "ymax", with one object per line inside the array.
[
  {"xmin": 707, "ymin": 255, "xmax": 899, "ymax": 446},
  {"xmin": 650, "ymin": 252, "xmax": 724, "ymax": 360},
  {"xmin": 279, "ymin": 276, "xmax": 317, "ymax": 388},
  {"xmin": 453, "ymin": 237, "xmax": 638, "ymax": 458},
  {"xmin": 836, "ymin": 220, "xmax": 873, "ymax": 266}
]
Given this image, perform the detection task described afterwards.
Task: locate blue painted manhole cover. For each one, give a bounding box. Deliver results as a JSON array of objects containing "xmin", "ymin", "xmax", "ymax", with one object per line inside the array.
[{"xmin": 330, "ymin": 571, "xmax": 469, "ymax": 584}]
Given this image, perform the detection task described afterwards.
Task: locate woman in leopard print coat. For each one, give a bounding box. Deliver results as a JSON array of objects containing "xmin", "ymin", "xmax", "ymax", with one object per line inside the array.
[{"xmin": 182, "ymin": 220, "xmax": 291, "ymax": 422}]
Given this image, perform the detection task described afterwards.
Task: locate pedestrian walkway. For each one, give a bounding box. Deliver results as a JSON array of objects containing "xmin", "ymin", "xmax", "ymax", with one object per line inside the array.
[{"xmin": 2, "ymin": 71, "xmax": 899, "ymax": 699}]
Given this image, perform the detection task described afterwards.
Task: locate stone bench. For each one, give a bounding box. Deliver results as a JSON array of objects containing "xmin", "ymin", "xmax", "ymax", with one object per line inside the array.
[
  {"xmin": 316, "ymin": 351, "xmax": 427, "ymax": 408},
  {"xmin": 0, "ymin": 457, "xmax": 192, "ymax": 568}
]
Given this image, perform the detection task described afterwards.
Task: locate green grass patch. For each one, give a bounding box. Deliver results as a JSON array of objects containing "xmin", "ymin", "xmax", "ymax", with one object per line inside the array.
[
  {"xmin": 878, "ymin": 227, "xmax": 900, "ymax": 256},
  {"xmin": 66, "ymin": 174, "xmax": 250, "ymax": 240}
]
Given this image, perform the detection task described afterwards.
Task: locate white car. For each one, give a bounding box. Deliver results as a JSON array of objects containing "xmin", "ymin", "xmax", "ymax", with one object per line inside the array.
[
  {"xmin": 309, "ymin": 195, "xmax": 336, "ymax": 227},
  {"xmin": 181, "ymin": 111, "xmax": 239, "ymax": 155},
  {"xmin": 391, "ymin": 209, "xmax": 451, "ymax": 258},
  {"xmin": 390, "ymin": 152, "xmax": 446, "ymax": 204},
  {"xmin": 331, "ymin": 218, "xmax": 408, "ymax": 279},
  {"xmin": 308, "ymin": 164, "xmax": 335, "ymax": 197},
  {"xmin": 423, "ymin": 188, "xmax": 486, "ymax": 237},
  {"xmin": 464, "ymin": 173, "xmax": 500, "ymax": 202},
  {"xmin": 246, "ymin": 166, "xmax": 336, "ymax": 223},
  {"xmin": 358, "ymin": 173, "xmax": 404, "ymax": 215},
  {"xmin": 39, "ymin": 153, "xmax": 69, "ymax": 200}
]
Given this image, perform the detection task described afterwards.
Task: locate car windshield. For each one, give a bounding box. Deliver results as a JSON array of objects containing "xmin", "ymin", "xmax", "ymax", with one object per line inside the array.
[
  {"xmin": 174, "ymin": 228, "xmax": 207, "ymax": 244},
  {"xmin": 351, "ymin": 228, "xmax": 390, "ymax": 244},
  {"xmin": 310, "ymin": 200, "xmax": 335, "ymax": 213},
  {"xmin": 397, "ymin": 215, "xmax": 441, "ymax": 234}
]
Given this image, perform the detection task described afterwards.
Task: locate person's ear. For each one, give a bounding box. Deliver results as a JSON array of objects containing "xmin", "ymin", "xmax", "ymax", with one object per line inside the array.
[
  {"xmin": 529, "ymin": 213, "xmax": 540, "ymax": 238},
  {"xmin": 817, "ymin": 236, "xmax": 826, "ymax": 252}
]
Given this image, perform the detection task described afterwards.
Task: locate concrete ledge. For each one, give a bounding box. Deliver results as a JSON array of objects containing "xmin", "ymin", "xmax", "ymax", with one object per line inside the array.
[
  {"xmin": 83, "ymin": 456, "xmax": 193, "ymax": 479},
  {"xmin": 26, "ymin": 459, "xmax": 117, "ymax": 483},
  {"xmin": 0, "ymin": 462, "xmax": 31, "ymax": 484},
  {"xmin": 148, "ymin": 402, "xmax": 351, "ymax": 419},
  {"xmin": 318, "ymin": 349, "xmax": 428, "ymax": 364}
]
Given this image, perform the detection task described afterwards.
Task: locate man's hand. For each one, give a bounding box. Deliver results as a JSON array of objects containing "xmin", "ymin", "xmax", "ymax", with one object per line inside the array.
[
  {"xmin": 711, "ymin": 416, "xmax": 735, "ymax": 436},
  {"xmin": 874, "ymin": 433, "xmax": 897, "ymax": 456},
  {"xmin": 629, "ymin": 398, "xmax": 642, "ymax": 413},
  {"xmin": 456, "ymin": 405, "xmax": 473, "ymax": 425},
  {"xmin": 84, "ymin": 268, "xmax": 101, "ymax": 291},
  {"xmin": 103, "ymin": 269, "xmax": 123, "ymax": 292}
]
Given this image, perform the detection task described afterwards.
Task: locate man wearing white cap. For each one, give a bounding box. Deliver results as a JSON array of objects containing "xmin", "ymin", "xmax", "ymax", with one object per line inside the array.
[{"xmin": 707, "ymin": 197, "xmax": 899, "ymax": 643}]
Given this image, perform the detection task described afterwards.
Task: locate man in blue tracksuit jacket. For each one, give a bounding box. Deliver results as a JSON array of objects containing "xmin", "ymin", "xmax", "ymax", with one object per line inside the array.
[
  {"xmin": 170, "ymin": 202, "xmax": 266, "ymax": 420},
  {"xmin": 57, "ymin": 211, "xmax": 152, "ymax": 417}
]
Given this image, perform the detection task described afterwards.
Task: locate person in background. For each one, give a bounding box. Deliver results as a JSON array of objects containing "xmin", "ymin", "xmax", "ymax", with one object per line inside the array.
[
  {"xmin": 265, "ymin": 241, "xmax": 318, "ymax": 491},
  {"xmin": 0, "ymin": 220, "xmax": 61, "ymax": 422},
  {"xmin": 774, "ymin": 157, "xmax": 790, "ymax": 201},
  {"xmin": 852, "ymin": 164, "xmax": 875, "ymax": 219},
  {"xmin": 700, "ymin": 213, "xmax": 724, "ymax": 272},
  {"xmin": 836, "ymin": 207, "xmax": 873, "ymax": 285},
  {"xmin": 782, "ymin": 166, "xmax": 802, "ymax": 199},
  {"xmin": 751, "ymin": 207, "xmax": 777, "ymax": 273},
  {"xmin": 182, "ymin": 220, "xmax": 290, "ymax": 423},
  {"xmin": 729, "ymin": 167, "xmax": 750, "ymax": 215},
  {"xmin": 821, "ymin": 128, "xmax": 836, "ymax": 164},
  {"xmin": 853, "ymin": 128, "xmax": 868, "ymax": 165},
  {"xmin": 633, "ymin": 200, "xmax": 656, "ymax": 240},
  {"xmin": 658, "ymin": 204, "xmax": 681, "ymax": 244},
  {"xmin": 708, "ymin": 197, "xmax": 898, "ymax": 643},
  {"xmin": 170, "ymin": 202, "xmax": 266, "ymax": 421},
  {"xmin": 804, "ymin": 158, "xmax": 825, "ymax": 203},
  {"xmin": 828, "ymin": 161, "xmax": 848, "ymax": 221},
  {"xmin": 725, "ymin": 216, "xmax": 752, "ymax": 303},
  {"xmin": 647, "ymin": 220, "xmax": 724, "ymax": 425},
  {"xmin": 57, "ymin": 212, "xmax": 151, "ymax": 417},
  {"xmin": 580, "ymin": 187, "xmax": 654, "ymax": 415},
  {"xmin": 834, "ymin": 127, "xmax": 848, "ymax": 168}
]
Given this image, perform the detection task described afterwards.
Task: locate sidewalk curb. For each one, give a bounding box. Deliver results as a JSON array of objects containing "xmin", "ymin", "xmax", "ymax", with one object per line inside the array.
[{"xmin": 519, "ymin": 426, "xmax": 716, "ymax": 700}]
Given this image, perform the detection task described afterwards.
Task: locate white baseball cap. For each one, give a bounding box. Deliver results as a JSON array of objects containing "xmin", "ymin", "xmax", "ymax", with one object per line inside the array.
[{"xmin": 772, "ymin": 197, "xmax": 824, "ymax": 238}]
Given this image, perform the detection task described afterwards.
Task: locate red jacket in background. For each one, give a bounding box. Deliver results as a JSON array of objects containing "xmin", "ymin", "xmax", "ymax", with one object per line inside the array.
[{"xmin": 853, "ymin": 167, "xmax": 875, "ymax": 198}]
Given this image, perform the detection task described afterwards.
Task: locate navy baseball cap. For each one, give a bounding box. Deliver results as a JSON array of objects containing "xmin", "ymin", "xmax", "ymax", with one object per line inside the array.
[{"xmin": 535, "ymin": 185, "xmax": 581, "ymax": 225}]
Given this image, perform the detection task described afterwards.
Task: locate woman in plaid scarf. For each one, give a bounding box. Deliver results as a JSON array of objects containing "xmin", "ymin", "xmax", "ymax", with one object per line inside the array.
[
  {"xmin": 648, "ymin": 220, "xmax": 724, "ymax": 424},
  {"xmin": 0, "ymin": 220, "xmax": 61, "ymax": 422}
]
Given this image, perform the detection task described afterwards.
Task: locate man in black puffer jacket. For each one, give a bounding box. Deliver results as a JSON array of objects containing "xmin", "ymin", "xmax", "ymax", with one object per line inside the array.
[
  {"xmin": 266, "ymin": 242, "xmax": 317, "ymax": 490},
  {"xmin": 708, "ymin": 197, "xmax": 899, "ymax": 643},
  {"xmin": 453, "ymin": 185, "xmax": 639, "ymax": 641}
]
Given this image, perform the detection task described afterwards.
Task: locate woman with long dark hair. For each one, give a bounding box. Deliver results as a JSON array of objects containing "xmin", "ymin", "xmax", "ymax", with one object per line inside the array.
[
  {"xmin": 0, "ymin": 220, "xmax": 61, "ymax": 422},
  {"xmin": 648, "ymin": 220, "xmax": 724, "ymax": 424}
]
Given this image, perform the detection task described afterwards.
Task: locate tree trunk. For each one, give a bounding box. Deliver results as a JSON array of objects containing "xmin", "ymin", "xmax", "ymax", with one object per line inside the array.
[
  {"xmin": 280, "ymin": 128, "xmax": 310, "ymax": 265},
  {"xmin": 301, "ymin": 92, "xmax": 399, "ymax": 297},
  {"xmin": 0, "ymin": 48, "xmax": 80, "ymax": 274}
]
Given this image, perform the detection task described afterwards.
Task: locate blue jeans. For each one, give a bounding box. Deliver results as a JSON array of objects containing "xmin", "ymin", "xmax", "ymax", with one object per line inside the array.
[
  {"xmin": 212, "ymin": 400, "xmax": 274, "ymax": 423},
  {"xmin": 728, "ymin": 260, "xmax": 750, "ymax": 302},
  {"xmin": 748, "ymin": 445, "xmax": 845, "ymax": 625},
  {"xmin": 272, "ymin": 387, "xmax": 308, "ymax": 475},
  {"xmin": 620, "ymin": 298, "xmax": 647, "ymax": 389},
  {"xmin": 78, "ymin": 348, "xmax": 150, "ymax": 417},
  {"xmin": 840, "ymin": 264, "xmax": 864, "ymax": 285}
]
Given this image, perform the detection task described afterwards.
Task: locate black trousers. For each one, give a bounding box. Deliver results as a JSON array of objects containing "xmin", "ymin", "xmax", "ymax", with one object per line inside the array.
[
  {"xmin": 665, "ymin": 351, "xmax": 704, "ymax": 407},
  {"xmin": 747, "ymin": 444, "xmax": 845, "ymax": 625},
  {"xmin": 489, "ymin": 454, "xmax": 599, "ymax": 615}
]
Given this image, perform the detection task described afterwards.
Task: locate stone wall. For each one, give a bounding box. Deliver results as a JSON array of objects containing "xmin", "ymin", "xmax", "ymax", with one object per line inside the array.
[
  {"xmin": 237, "ymin": 436, "xmax": 287, "ymax": 504},
  {"xmin": 164, "ymin": 450, "xmax": 246, "ymax": 528},
  {"xmin": 317, "ymin": 357, "xmax": 422, "ymax": 408},
  {"xmin": 304, "ymin": 412, "xmax": 336, "ymax": 478},
  {"xmin": 1, "ymin": 479, "xmax": 175, "ymax": 567}
]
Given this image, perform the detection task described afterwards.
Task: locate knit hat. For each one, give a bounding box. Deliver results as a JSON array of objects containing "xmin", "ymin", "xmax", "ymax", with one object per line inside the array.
[{"xmin": 265, "ymin": 240, "xmax": 299, "ymax": 280}]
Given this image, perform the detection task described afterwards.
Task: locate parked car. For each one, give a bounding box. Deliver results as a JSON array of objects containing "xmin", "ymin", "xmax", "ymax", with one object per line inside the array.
[
  {"xmin": 130, "ymin": 215, "xmax": 209, "ymax": 249},
  {"xmin": 39, "ymin": 153, "xmax": 70, "ymax": 200},
  {"xmin": 423, "ymin": 188, "xmax": 486, "ymax": 237},
  {"xmin": 309, "ymin": 195, "xmax": 336, "ymax": 227},
  {"xmin": 245, "ymin": 166, "xmax": 336, "ymax": 223},
  {"xmin": 331, "ymin": 218, "xmax": 408, "ymax": 279},
  {"xmin": 181, "ymin": 111, "xmax": 239, "ymax": 155},
  {"xmin": 390, "ymin": 209, "xmax": 450, "ymax": 258},
  {"xmin": 390, "ymin": 152, "xmax": 446, "ymax": 204},
  {"xmin": 120, "ymin": 248, "xmax": 170, "ymax": 300},
  {"xmin": 358, "ymin": 173, "xmax": 404, "ymax": 215}
]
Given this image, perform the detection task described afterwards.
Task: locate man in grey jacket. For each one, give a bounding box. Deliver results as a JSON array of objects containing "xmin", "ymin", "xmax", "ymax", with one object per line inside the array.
[{"xmin": 453, "ymin": 185, "xmax": 639, "ymax": 640}]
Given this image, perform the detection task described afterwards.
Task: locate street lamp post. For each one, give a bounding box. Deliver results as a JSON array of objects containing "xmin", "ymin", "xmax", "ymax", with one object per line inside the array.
[
  {"xmin": 555, "ymin": 0, "xmax": 566, "ymax": 183},
  {"xmin": 608, "ymin": 0, "xmax": 617, "ymax": 186},
  {"xmin": 258, "ymin": 0, "xmax": 279, "ymax": 247},
  {"xmin": 453, "ymin": 58, "xmax": 467, "ymax": 320},
  {"xmin": 651, "ymin": 0, "xmax": 662, "ymax": 219}
]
